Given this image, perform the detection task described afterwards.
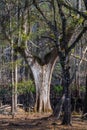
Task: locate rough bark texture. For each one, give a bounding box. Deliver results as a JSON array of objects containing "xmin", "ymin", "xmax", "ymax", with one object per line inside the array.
[
  {"xmin": 62, "ymin": 97, "xmax": 71, "ymax": 125},
  {"xmin": 25, "ymin": 48, "xmax": 58, "ymax": 112},
  {"xmin": 31, "ymin": 63, "xmax": 52, "ymax": 112},
  {"xmin": 60, "ymin": 55, "xmax": 72, "ymax": 125},
  {"xmin": 62, "ymin": 71, "xmax": 71, "ymax": 125}
]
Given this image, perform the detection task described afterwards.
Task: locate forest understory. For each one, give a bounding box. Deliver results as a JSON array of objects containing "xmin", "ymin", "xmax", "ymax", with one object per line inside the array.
[{"xmin": 0, "ymin": 110, "xmax": 87, "ymax": 130}]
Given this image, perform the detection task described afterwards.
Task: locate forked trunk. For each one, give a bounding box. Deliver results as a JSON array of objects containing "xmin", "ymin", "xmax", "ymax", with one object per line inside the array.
[
  {"xmin": 25, "ymin": 48, "xmax": 58, "ymax": 112},
  {"xmin": 31, "ymin": 61, "xmax": 56, "ymax": 112}
]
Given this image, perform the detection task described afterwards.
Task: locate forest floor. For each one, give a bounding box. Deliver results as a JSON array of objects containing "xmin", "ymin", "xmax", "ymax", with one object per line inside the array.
[{"xmin": 0, "ymin": 109, "xmax": 87, "ymax": 130}]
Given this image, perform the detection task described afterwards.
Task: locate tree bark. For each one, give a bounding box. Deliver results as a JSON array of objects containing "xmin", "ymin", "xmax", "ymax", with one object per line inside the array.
[
  {"xmin": 25, "ymin": 48, "xmax": 58, "ymax": 112},
  {"xmin": 60, "ymin": 55, "xmax": 72, "ymax": 125},
  {"xmin": 31, "ymin": 63, "xmax": 52, "ymax": 112},
  {"xmin": 62, "ymin": 71, "xmax": 71, "ymax": 124}
]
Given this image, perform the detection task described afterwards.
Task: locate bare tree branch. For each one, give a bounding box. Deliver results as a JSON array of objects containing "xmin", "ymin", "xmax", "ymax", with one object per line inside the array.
[
  {"xmin": 71, "ymin": 53, "xmax": 87, "ymax": 62},
  {"xmin": 61, "ymin": 1, "xmax": 87, "ymax": 19},
  {"xmin": 41, "ymin": 36, "xmax": 56, "ymax": 43},
  {"xmin": 33, "ymin": 0, "xmax": 59, "ymax": 45},
  {"xmin": 33, "ymin": 0, "xmax": 52, "ymax": 26},
  {"xmin": 68, "ymin": 26, "xmax": 87, "ymax": 52}
]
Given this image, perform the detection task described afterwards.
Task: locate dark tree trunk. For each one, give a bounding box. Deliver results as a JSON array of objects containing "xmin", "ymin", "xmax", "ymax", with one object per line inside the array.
[
  {"xmin": 59, "ymin": 55, "xmax": 72, "ymax": 125},
  {"xmin": 62, "ymin": 69, "xmax": 71, "ymax": 125}
]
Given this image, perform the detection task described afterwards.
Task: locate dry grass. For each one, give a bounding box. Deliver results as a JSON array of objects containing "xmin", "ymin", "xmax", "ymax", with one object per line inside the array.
[{"xmin": 0, "ymin": 109, "xmax": 87, "ymax": 130}]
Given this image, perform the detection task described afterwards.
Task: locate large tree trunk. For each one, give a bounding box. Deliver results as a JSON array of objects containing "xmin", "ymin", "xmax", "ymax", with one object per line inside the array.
[
  {"xmin": 31, "ymin": 63, "xmax": 53, "ymax": 112},
  {"xmin": 25, "ymin": 48, "xmax": 58, "ymax": 112},
  {"xmin": 19, "ymin": 4, "xmax": 58, "ymax": 113}
]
